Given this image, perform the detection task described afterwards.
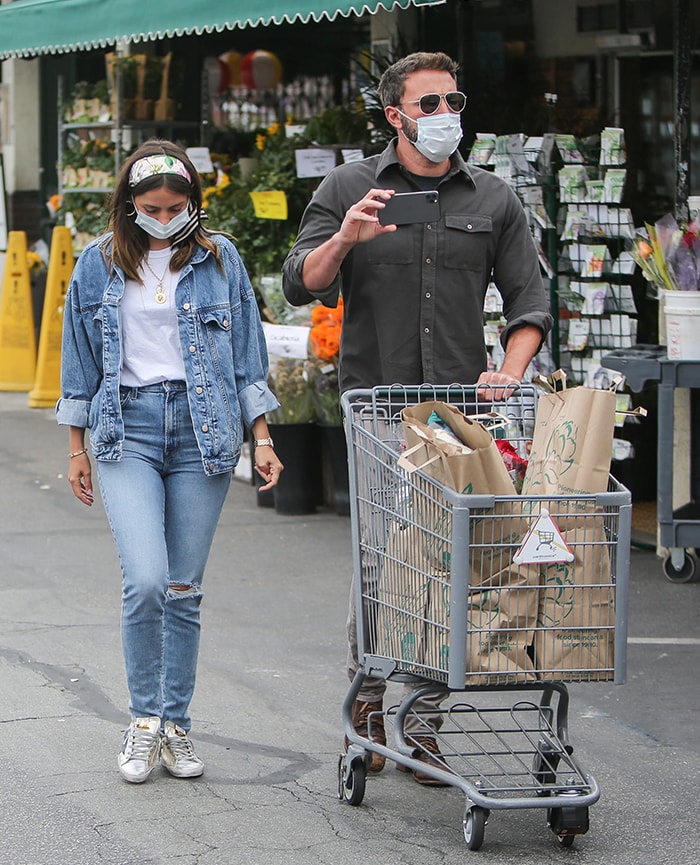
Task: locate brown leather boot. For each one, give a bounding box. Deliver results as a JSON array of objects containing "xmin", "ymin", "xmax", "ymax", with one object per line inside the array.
[
  {"xmin": 344, "ymin": 699, "xmax": 386, "ymax": 773},
  {"xmin": 396, "ymin": 736, "xmax": 450, "ymax": 786}
]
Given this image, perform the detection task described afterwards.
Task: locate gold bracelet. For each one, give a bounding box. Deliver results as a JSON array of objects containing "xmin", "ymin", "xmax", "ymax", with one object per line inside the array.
[{"xmin": 68, "ymin": 449, "xmax": 87, "ymax": 458}]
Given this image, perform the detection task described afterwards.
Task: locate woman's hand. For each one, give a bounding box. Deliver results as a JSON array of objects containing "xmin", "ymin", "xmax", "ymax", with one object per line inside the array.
[
  {"xmin": 68, "ymin": 453, "xmax": 94, "ymax": 506},
  {"xmin": 254, "ymin": 446, "xmax": 284, "ymax": 491}
]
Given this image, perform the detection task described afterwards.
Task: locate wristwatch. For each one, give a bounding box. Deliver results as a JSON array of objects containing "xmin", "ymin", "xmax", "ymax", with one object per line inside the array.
[{"xmin": 254, "ymin": 437, "xmax": 274, "ymax": 448}]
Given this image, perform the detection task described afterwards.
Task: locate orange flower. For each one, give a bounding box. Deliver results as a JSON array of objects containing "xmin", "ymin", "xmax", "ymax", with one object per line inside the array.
[
  {"xmin": 310, "ymin": 298, "xmax": 343, "ymax": 362},
  {"xmin": 637, "ymin": 239, "xmax": 653, "ymax": 260}
]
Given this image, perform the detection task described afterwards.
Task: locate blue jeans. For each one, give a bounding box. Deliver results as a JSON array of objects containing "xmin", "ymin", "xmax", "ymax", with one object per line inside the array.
[{"xmin": 97, "ymin": 381, "xmax": 231, "ymax": 730}]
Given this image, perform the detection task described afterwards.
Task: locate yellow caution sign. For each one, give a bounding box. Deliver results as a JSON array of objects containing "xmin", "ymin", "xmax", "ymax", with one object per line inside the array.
[
  {"xmin": 28, "ymin": 226, "xmax": 75, "ymax": 408},
  {"xmin": 0, "ymin": 231, "xmax": 36, "ymax": 391}
]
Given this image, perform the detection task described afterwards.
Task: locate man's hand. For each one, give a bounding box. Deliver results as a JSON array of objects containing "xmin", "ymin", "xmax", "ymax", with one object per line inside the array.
[
  {"xmin": 476, "ymin": 370, "xmax": 521, "ymax": 403},
  {"xmin": 336, "ymin": 188, "xmax": 398, "ymax": 247},
  {"xmin": 301, "ymin": 188, "xmax": 398, "ymax": 292}
]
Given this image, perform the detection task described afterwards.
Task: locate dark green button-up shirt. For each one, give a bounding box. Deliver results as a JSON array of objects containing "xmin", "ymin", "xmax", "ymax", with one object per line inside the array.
[{"xmin": 282, "ymin": 140, "xmax": 552, "ymax": 393}]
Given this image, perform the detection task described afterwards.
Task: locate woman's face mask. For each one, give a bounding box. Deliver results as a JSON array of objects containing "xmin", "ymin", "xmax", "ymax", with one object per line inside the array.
[
  {"xmin": 399, "ymin": 110, "xmax": 463, "ymax": 163},
  {"xmin": 133, "ymin": 202, "xmax": 193, "ymax": 240}
]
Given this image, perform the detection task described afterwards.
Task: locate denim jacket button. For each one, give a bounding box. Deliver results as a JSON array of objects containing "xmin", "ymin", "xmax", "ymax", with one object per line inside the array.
[
  {"xmin": 183, "ymin": 302, "xmax": 191, "ymax": 310},
  {"xmin": 201, "ymin": 423, "xmax": 209, "ymax": 432},
  {"xmin": 223, "ymin": 319, "xmax": 229, "ymax": 327},
  {"xmin": 189, "ymin": 345, "xmax": 196, "ymax": 353},
  {"xmin": 195, "ymin": 386, "xmax": 203, "ymax": 394}
]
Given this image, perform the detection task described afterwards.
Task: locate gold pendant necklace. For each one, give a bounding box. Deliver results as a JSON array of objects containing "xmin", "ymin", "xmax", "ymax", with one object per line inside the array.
[{"xmin": 143, "ymin": 254, "xmax": 171, "ymax": 304}]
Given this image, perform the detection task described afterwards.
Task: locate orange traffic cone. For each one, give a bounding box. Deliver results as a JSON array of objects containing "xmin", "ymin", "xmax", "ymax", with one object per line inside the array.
[
  {"xmin": 28, "ymin": 226, "xmax": 75, "ymax": 408},
  {"xmin": 0, "ymin": 231, "xmax": 36, "ymax": 391}
]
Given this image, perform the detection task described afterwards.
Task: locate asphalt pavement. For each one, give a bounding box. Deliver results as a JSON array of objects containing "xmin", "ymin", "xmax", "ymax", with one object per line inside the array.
[{"xmin": 1, "ymin": 390, "xmax": 699, "ymax": 865}]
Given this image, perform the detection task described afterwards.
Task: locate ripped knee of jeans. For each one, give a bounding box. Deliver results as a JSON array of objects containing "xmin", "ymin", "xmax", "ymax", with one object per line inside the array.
[{"xmin": 167, "ymin": 583, "xmax": 203, "ymax": 600}]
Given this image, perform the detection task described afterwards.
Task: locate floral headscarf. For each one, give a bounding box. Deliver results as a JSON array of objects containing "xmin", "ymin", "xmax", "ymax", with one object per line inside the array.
[{"xmin": 128, "ymin": 154, "xmax": 192, "ymax": 187}]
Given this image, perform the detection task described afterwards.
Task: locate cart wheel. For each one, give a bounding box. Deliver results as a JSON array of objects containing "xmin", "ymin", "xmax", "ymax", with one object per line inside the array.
[
  {"xmin": 337, "ymin": 753, "xmax": 366, "ymax": 806},
  {"xmin": 463, "ymin": 805, "xmax": 488, "ymax": 851},
  {"xmin": 548, "ymin": 804, "xmax": 589, "ymax": 845},
  {"xmin": 662, "ymin": 552, "xmax": 697, "ymax": 583},
  {"xmin": 557, "ymin": 833, "xmax": 575, "ymax": 848}
]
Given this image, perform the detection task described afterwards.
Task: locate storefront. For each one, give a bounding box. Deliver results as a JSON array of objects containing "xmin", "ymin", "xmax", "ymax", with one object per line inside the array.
[
  {"xmin": 2, "ymin": 0, "xmax": 697, "ymax": 235},
  {"xmin": 0, "ymin": 0, "xmax": 449, "ymax": 237},
  {"xmin": 2, "ymin": 0, "xmax": 699, "ymax": 513}
]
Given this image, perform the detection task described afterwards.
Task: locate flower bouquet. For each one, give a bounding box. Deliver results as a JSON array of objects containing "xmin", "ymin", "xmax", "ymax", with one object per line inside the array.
[
  {"xmin": 630, "ymin": 213, "xmax": 700, "ymax": 293},
  {"xmin": 308, "ymin": 299, "xmax": 343, "ymax": 426},
  {"xmin": 630, "ymin": 214, "xmax": 700, "ymax": 360}
]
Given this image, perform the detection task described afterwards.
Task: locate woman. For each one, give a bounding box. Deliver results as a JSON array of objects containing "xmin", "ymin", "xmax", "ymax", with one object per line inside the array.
[{"xmin": 57, "ymin": 139, "xmax": 283, "ymax": 784}]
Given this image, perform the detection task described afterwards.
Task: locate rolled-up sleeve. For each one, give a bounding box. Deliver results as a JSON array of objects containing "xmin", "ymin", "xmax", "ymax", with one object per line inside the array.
[
  {"xmin": 55, "ymin": 266, "xmax": 102, "ymax": 427},
  {"xmin": 221, "ymin": 239, "xmax": 281, "ymax": 426},
  {"xmin": 55, "ymin": 396, "xmax": 92, "ymax": 428},
  {"xmin": 282, "ymin": 179, "xmax": 344, "ymax": 309},
  {"xmin": 238, "ymin": 382, "xmax": 280, "ymax": 428}
]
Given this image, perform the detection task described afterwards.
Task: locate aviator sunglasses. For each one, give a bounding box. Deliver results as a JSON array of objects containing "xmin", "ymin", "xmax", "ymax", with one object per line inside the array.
[{"xmin": 400, "ymin": 91, "xmax": 467, "ymax": 115}]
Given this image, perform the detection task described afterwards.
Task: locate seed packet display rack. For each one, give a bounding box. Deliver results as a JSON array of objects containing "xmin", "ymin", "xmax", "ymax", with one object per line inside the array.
[{"xmin": 338, "ymin": 384, "xmax": 631, "ymax": 852}]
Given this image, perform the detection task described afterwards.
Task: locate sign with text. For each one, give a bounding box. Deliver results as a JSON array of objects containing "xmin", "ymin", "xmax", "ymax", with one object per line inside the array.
[
  {"xmin": 341, "ymin": 148, "xmax": 364, "ymax": 164},
  {"xmin": 186, "ymin": 147, "xmax": 214, "ymax": 174},
  {"xmin": 249, "ymin": 190, "xmax": 288, "ymax": 220},
  {"xmin": 262, "ymin": 323, "xmax": 310, "ymax": 359},
  {"xmin": 294, "ymin": 148, "xmax": 336, "ymax": 178}
]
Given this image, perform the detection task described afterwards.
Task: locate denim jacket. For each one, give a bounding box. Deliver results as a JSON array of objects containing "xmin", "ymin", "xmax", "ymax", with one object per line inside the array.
[{"xmin": 56, "ymin": 232, "xmax": 279, "ymax": 476}]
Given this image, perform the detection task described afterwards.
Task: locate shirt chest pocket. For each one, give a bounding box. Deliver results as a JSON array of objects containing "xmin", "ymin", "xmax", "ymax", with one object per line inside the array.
[{"xmin": 443, "ymin": 213, "xmax": 493, "ymax": 271}]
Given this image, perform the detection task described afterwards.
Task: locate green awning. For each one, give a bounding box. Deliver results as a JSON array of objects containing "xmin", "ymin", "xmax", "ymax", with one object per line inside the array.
[{"xmin": 0, "ymin": 0, "xmax": 443, "ymax": 59}]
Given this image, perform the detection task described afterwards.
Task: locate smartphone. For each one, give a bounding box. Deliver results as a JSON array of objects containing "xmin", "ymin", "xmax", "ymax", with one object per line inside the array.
[{"xmin": 378, "ymin": 190, "xmax": 440, "ymax": 226}]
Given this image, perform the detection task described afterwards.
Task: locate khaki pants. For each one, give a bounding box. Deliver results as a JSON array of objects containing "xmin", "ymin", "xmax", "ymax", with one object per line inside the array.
[{"xmin": 345, "ymin": 572, "xmax": 445, "ymax": 736}]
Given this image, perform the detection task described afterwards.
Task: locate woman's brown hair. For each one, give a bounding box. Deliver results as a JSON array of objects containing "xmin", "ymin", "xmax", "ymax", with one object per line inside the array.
[{"xmin": 106, "ymin": 138, "xmax": 221, "ymax": 281}]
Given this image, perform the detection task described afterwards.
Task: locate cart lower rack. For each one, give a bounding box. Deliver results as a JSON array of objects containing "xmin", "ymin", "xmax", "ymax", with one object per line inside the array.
[{"xmin": 338, "ymin": 384, "xmax": 631, "ymax": 851}]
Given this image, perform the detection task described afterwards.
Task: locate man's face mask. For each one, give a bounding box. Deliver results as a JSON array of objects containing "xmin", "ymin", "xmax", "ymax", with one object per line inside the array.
[{"xmin": 399, "ymin": 110, "xmax": 463, "ymax": 163}]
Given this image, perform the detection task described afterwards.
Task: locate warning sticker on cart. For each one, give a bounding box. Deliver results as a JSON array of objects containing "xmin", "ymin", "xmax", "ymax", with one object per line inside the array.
[{"xmin": 513, "ymin": 509, "xmax": 575, "ymax": 565}]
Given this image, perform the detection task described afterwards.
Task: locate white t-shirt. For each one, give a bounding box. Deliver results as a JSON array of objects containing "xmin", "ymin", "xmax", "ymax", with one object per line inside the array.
[{"xmin": 120, "ymin": 247, "xmax": 187, "ymax": 387}]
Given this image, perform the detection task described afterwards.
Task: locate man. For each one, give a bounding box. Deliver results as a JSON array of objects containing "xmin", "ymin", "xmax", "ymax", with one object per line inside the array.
[{"xmin": 282, "ymin": 52, "xmax": 552, "ymax": 785}]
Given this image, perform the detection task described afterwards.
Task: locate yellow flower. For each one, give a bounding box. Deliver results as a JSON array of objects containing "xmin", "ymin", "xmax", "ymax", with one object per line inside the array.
[
  {"xmin": 267, "ymin": 121, "xmax": 280, "ymax": 137},
  {"xmin": 256, "ymin": 134, "xmax": 266, "ymax": 151},
  {"xmin": 26, "ymin": 250, "xmax": 46, "ymax": 273}
]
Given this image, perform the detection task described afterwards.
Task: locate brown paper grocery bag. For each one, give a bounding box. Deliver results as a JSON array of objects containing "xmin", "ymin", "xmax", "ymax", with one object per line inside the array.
[
  {"xmin": 534, "ymin": 523, "xmax": 615, "ymax": 682},
  {"xmin": 479, "ymin": 560, "xmax": 541, "ymax": 633},
  {"xmin": 399, "ymin": 402, "xmax": 516, "ymax": 497},
  {"xmin": 521, "ymin": 375, "xmax": 617, "ymax": 501},
  {"xmin": 373, "ymin": 523, "xmax": 437, "ymax": 671},
  {"xmin": 423, "ymin": 570, "xmax": 537, "ymax": 685},
  {"xmin": 398, "ymin": 402, "xmax": 524, "ymax": 584}
]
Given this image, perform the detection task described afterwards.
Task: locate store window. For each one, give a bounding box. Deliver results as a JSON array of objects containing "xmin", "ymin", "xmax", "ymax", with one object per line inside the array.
[
  {"xmin": 637, "ymin": 55, "xmax": 700, "ymax": 215},
  {"xmin": 577, "ymin": 1, "xmax": 653, "ymax": 33}
]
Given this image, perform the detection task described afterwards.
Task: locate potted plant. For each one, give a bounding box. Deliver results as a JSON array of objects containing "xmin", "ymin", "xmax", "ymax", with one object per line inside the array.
[
  {"xmin": 265, "ymin": 354, "xmax": 321, "ymax": 515},
  {"xmin": 308, "ymin": 299, "xmax": 349, "ymax": 515},
  {"xmin": 203, "ymin": 122, "xmax": 314, "ymax": 286}
]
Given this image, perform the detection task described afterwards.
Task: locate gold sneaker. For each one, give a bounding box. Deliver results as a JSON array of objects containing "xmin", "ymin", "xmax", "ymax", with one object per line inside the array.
[{"xmin": 160, "ymin": 721, "xmax": 204, "ymax": 778}]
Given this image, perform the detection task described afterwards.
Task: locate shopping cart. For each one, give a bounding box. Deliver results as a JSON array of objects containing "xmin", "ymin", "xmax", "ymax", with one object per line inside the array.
[{"xmin": 337, "ymin": 384, "xmax": 631, "ymax": 851}]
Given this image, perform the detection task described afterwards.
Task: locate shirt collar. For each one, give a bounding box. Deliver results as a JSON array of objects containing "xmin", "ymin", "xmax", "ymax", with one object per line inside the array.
[{"xmin": 375, "ymin": 139, "xmax": 478, "ymax": 188}]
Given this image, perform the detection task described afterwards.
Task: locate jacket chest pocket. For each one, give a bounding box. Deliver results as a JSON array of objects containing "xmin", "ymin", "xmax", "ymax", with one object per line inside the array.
[
  {"xmin": 198, "ymin": 306, "xmax": 233, "ymax": 352},
  {"xmin": 443, "ymin": 213, "xmax": 492, "ymax": 271}
]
